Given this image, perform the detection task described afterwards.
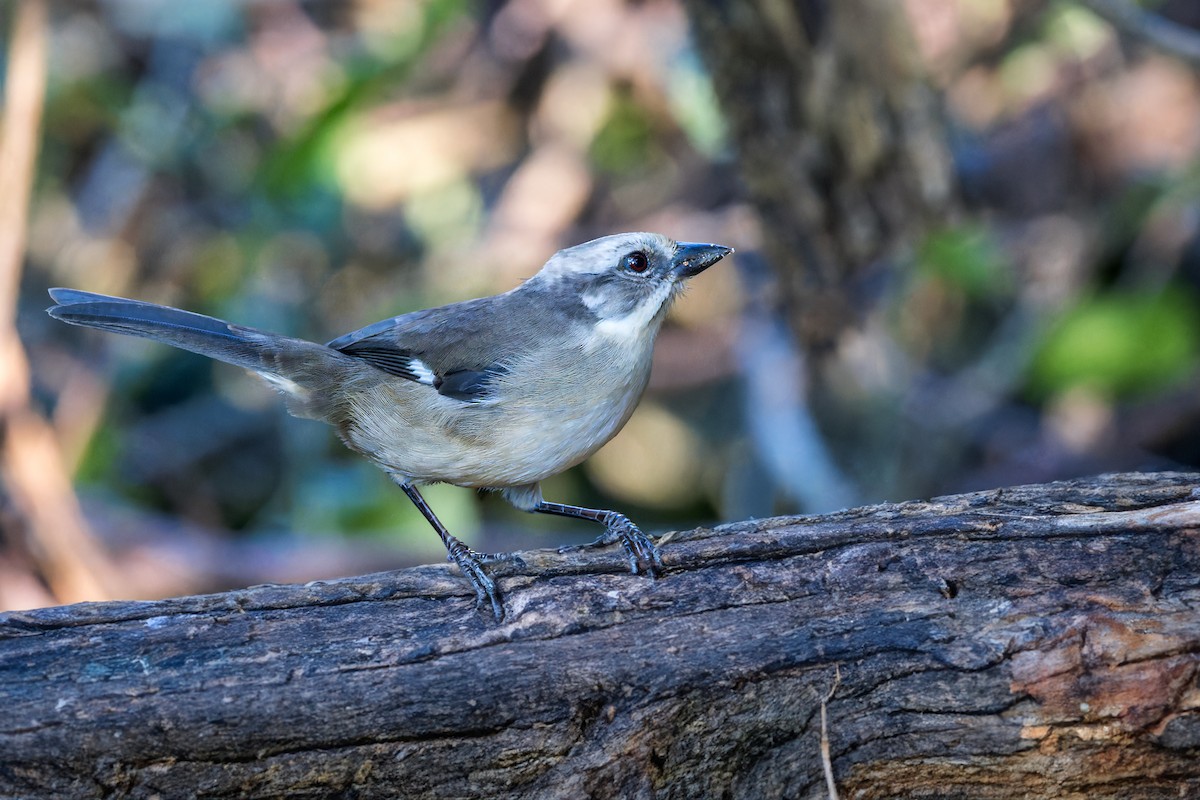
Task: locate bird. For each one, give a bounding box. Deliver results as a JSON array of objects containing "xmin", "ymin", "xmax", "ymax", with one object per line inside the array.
[{"xmin": 47, "ymin": 232, "xmax": 733, "ymax": 620}]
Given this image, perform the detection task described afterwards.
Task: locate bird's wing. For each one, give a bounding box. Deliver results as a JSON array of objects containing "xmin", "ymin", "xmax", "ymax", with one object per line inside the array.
[{"xmin": 326, "ymin": 297, "xmax": 515, "ymax": 403}]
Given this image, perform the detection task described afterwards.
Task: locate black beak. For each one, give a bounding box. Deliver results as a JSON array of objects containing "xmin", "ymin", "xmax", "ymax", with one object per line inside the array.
[{"xmin": 672, "ymin": 242, "xmax": 733, "ymax": 279}]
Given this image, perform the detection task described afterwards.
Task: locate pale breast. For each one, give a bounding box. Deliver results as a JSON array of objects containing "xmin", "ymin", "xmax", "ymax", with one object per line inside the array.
[{"xmin": 339, "ymin": 338, "xmax": 653, "ymax": 489}]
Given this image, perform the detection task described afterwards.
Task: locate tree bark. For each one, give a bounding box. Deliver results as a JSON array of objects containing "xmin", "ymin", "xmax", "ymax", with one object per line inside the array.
[
  {"xmin": 683, "ymin": 0, "xmax": 976, "ymax": 506},
  {"xmin": 2, "ymin": 472, "xmax": 1199, "ymax": 798},
  {"xmin": 683, "ymin": 0, "xmax": 957, "ymax": 350}
]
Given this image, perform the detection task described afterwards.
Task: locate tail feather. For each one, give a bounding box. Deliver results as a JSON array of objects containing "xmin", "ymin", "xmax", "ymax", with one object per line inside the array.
[
  {"xmin": 48, "ymin": 289, "xmax": 362, "ymax": 423},
  {"xmin": 49, "ymin": 288, "xmax": 143, "ymax": 306},
  {"xmin": 47, "ymin": 288, "xmax": 270, "ymax": 373}
]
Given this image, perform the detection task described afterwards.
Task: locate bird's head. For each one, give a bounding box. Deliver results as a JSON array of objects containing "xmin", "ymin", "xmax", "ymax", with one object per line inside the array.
[{"xmin": 534, "ymin": 232, "xmax": 733, "ymax": 341}]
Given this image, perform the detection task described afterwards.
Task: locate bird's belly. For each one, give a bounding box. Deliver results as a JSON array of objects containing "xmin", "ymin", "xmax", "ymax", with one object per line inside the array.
[
  {"xmin": 341, "ymin": 378, "xmax": 643, "ymax": 488},
  {"xmin": 456, "ymin": 398, "xmax": 634, "ymax": 486}
]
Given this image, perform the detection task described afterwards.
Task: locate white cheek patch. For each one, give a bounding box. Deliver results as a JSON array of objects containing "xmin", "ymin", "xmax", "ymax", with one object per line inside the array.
[
  {"xmin": 581, "ymin": 289, "xmax": 606, "ymax": 314},
  {"xmin": 593, "ymin": 281, "xmax": 675, "ymax": 341}
]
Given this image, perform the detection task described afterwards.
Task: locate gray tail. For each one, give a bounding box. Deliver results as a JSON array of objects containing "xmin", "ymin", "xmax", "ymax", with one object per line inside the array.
[{"xmin": 46, "ymin": 289, "xmax": 340, "ymax": 400}]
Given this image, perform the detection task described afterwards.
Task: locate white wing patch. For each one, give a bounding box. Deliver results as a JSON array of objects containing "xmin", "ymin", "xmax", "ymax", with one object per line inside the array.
[{"xmin": 407, "ymin": 357, "xmax": 437, "ymax": 386}]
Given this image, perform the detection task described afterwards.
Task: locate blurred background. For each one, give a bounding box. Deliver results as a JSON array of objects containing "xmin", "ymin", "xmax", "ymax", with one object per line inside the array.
[{"xmin": 2, "ymin": 0, "xmax": 1199, "ymax": 611}]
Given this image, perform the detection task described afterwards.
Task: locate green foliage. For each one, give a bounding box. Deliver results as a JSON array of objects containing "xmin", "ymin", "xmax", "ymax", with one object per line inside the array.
[
  {"xmin": 666, "ymin": 55, "xmax": 726, "ymax": 157},
  {"xmin": 289, "ymin": 461, "xmax": 477, "ymax": 551},
  {"xmin": 917, "ymin": 225, "xmax": 1012, "ymax": 300},
  {"xmin": 257, "ymin": 0, "xmax": 468, "ymax": 200},
  {"xmin": 590, "ymin": 90, "xmax": 661, "ymax": 176},
  {"xmin": 1030, "ymin": 286, "xmax": 1200, "ymax": 399},
  {"xmin": 75, "ymin": 418, "xmax": 122, "ymax": 486},
  {"xmin": 897, "ymin": 226, "xmax": 1016, "ymax": 369}
]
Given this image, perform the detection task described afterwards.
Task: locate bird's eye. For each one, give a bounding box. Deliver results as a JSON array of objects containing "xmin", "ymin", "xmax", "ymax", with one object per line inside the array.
[{"xmin": 622, "ymin": 251, "xmax": 649, "ymax": 274}]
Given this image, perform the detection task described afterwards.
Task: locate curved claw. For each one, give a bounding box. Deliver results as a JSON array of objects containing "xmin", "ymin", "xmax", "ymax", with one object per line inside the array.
[
  {"xmin": 612, "ymin": 518, "xmax": 664, "ymax": 577},
  {"xmin": 557, "ymin": 514, "xmax": 663, "ymax": 577},
  {"xmin": 446, "ymin": 543, "xmax": 504, "ymax": 621}
]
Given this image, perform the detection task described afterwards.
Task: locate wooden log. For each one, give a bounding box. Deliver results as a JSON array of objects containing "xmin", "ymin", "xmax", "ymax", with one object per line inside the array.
[{"xmin": 2, "ymin": 472, "xmax": 1199, "ymax": 799}]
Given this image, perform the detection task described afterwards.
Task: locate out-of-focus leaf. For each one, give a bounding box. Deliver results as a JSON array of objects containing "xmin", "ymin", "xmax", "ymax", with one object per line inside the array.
[
  {"xmin": 1044, "ymin": 5, "xmax": 1111, "ymax": 62},
  {"xmin": 590, "ymin": 90, "xmax": 660, "ymax": 176},
  {"xmin": 76, "ymin": 419, "xmax": 122, "ymax": 484},
  {"xmin": 289, "ymin": 461, "xmax": 476, "ymax": 553},
  {"xmin": 999, "ymin": 42, "xmax": 1057, "ymax": 102},
  {"xmin": 1029, "ymin": 286, "xmax": 1200, "ymax": 398},
  {"xmin": 917, "ymin": 225, "xmax": 1012, "ymax": 299},
  {"xmin": 667, "ymin": 55, "xmax": 726, "ymax": 157},
  {"xmin": 257, "ymin": 0, "xmax": 467, "ymax": 200},
  {"xmin": 405, "ymin": 179, "xmax": 483, "ymax": 247},
  {"xmin": 43, "ymin": 77, "xmax": 129, "ymax": 143}
]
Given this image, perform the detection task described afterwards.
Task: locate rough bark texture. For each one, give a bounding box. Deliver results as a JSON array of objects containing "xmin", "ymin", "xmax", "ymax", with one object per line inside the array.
[
  {"xmin": 683, "ymin": 0, "xmax": 957, "ymax": 349},
  {"xmin": 2, "ymin": 472, "xmax": 1200, "ymax": 798}
]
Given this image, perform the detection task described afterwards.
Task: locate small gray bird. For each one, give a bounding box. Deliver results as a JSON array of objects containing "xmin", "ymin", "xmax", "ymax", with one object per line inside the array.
[{"xmin": 48, "ymin": 232, "xmax": 732, "ymax": 619}]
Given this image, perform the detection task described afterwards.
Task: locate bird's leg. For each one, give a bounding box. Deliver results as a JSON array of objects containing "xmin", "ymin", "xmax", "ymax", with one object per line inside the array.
[
  {"xmin": 395, "ymin": 481, "xmax": 504, "ymax": 621},
  {"xmin": 535, "ymin": 501, "xmax": 664, "ymax": 577}
]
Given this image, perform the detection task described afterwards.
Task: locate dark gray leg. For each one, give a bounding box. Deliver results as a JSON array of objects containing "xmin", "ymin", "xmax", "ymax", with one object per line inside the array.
[
  {"xmin": 398, "ymin": 482, "xmax": 504, "ymax": 621},
  {"xmin": 535, "ymin": 501, "xmax": 664, "ymax": 577}
]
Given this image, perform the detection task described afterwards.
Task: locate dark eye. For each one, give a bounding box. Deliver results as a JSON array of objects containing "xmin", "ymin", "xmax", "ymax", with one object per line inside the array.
[{"xmin": 622, "ymin": 251, "xmax": 649, "ymax": 274}]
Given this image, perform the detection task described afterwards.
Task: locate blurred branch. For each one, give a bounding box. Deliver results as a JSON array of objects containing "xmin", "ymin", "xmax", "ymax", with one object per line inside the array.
[
  {"xmin": 1078, "ymin": 0, "xmax": 1200, "ymax": 69},
  {"xmin": 737, "ymin": 259, "xmax": 857, "ymax": 512},
  {"xmin": 0, "ymin": 0, "xmax": 45, "ymax": 323},
  {"xmin": 0, "ymin": 0, "xmax": 117, "ymax": 606}
]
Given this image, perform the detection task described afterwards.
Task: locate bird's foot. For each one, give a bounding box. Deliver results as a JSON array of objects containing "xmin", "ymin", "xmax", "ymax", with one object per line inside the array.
[
  {"xmin": 445, "ymin": 542, "xmax": 505, "ymax": 621},
  {"xmin": 559, "ymin": 513, "xmax": 663, "ymax": 577}
]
